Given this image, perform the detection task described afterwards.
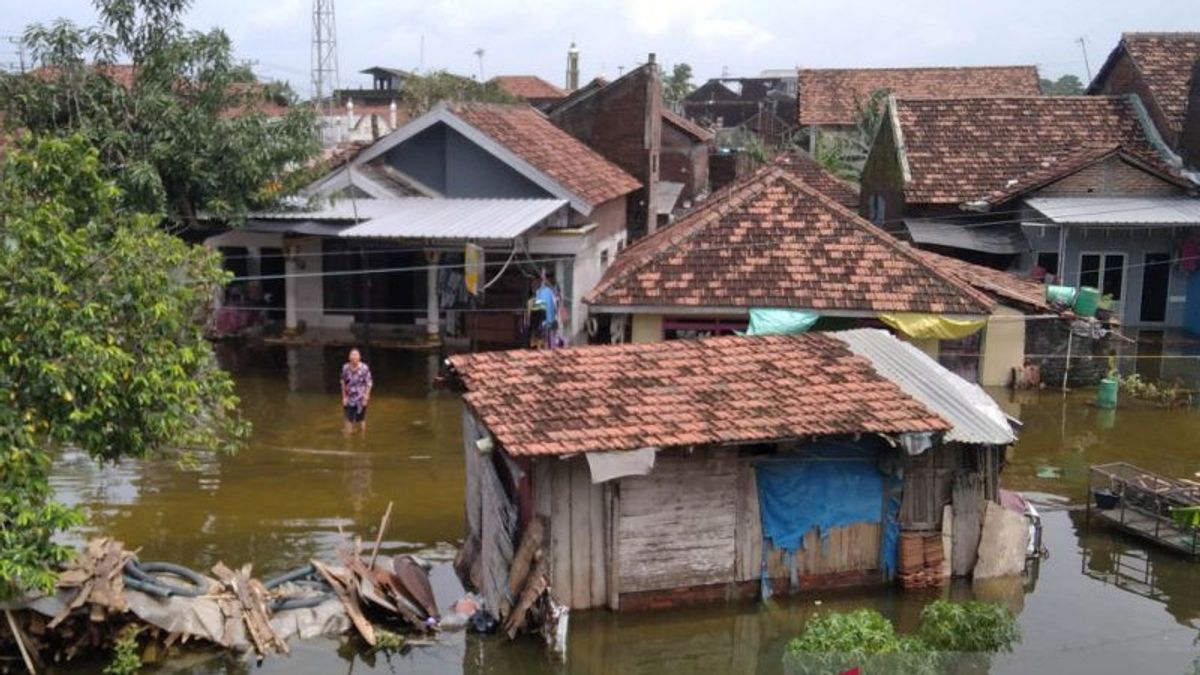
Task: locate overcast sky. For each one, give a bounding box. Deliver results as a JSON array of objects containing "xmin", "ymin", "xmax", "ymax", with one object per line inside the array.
[{"xmin": 2, "ymin": 0, "xmax": 1195, "ymax": 95}]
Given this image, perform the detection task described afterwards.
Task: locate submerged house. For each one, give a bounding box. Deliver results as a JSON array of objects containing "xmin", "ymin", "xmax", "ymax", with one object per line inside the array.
[
  {"xmin": 204, "ymin": 102, "xmax": 639, "ymax": 347},
  {"xmin": 584, "ymin": 166, "xmax": 1002, "ymax": 371},
  {"xmin": 449, "ymin": 330, "xmax": 1016, "ymax": 611},
  {"xmin": 861, "ymin": 95, "xmax": 1200, "ymax": 339}
]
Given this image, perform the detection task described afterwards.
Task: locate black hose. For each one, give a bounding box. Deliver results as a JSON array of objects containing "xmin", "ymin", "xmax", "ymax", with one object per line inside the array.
[
  {"xmin": 270, "ymin": 592, "xmax": 335, "ymax": 612},
  {"xmin": 264, "ymin": 564, "xmax": 318, "ymax": 590},
  {"xmin": 123, "ymin": 560, "xmax": 208, "ymax": 598}
]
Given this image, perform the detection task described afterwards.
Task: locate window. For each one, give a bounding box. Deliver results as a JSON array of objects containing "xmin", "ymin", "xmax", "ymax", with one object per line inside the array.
[
  {"xmin": 1079, "ymin": 253, "xmax": 1125, "ymax": 300},
  {"xmin": 1035, "ymin": 252, "xmax": 1059, "ymax": 275}
]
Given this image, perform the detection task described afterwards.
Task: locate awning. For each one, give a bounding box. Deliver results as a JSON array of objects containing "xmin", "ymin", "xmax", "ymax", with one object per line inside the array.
[
  {"xmin": 1025, "ymin": 196, "xmax": 1200, "ymax": 226},
  {"xmin": 904, "ymin": 219, "xmax": 1029, "ymax": 254},
  {"xmin": 244, "ymin": 198, "xmax": 569, "ymax": 242}
]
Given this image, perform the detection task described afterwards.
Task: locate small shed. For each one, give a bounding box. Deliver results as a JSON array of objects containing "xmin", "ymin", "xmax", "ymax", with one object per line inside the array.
[{"xmin": 449, "ymin": 331, "xmax": 1015, "ymax": 612}]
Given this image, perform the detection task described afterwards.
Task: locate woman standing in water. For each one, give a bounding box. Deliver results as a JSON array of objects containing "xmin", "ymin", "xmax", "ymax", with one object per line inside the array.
[{"xmin": 340, "ymin": 348, "xmax": 373, "ymax": 434}]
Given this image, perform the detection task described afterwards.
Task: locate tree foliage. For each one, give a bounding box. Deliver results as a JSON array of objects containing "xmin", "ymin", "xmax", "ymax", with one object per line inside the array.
[
  {"xmin": 1039, "ymin": 74, "xmax": 1085, "ymax": 95},
  {"xmin": 398, "ymin": 70, "xmax": 518, "ymax": 116},
  {"xmin": 663, "ymin": 63, "xmax": 695, "ymax": 104},
  {"xmin": 0, "ymin": 135, "xmax": 246, "ymax": 597},
  {"xmin": 796, "ymin": 87, "xmax": 889, "ymax": 184},
  {"xmin": 0, "ymin": 0, "xmax": 321, "ymax": 223}
]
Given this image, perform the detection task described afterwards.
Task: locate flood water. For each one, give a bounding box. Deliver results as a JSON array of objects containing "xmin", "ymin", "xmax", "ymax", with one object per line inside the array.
[{"xmin": 47, "ymin": 341, "xmax": 1200, "ymax": 674}]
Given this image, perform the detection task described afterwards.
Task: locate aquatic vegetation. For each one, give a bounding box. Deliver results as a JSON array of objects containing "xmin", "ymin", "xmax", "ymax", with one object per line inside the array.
[
  {"xmin": 1118, "ymin": 373, "xmax": 1194, "ymax": 408},
  {"xmin": 103, "ymin": 626, "xmax": 142, "ymax": 675}
]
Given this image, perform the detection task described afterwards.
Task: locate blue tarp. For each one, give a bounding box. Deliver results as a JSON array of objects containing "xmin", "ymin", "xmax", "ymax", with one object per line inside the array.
[
  {"xmin": 755, "ymin": 457, "xmax": 884, "ymax": 553},
  {"xmin": 745, "ymin": 308, "xmax": 820, "ymax": 336}
]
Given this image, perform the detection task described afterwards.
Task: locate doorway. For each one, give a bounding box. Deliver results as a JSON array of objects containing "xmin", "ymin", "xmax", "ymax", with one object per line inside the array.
[{"xmin": 1139, "ymin": 252, "xmax": 1171, "ymax": 323}]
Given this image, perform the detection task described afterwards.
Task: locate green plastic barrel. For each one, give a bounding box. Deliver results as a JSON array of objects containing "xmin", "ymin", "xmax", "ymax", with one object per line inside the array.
[
  {"xmin": 1074, "ymin": 286, "xmax": 1101, "ymax": 318},
  {"xmin": 1097, "ymin": 377, "xmax": 1119, "ymax": 409},
  {"xmin": 1046, "ymin": 285, "xmax": 1077, "ymax": 307}
]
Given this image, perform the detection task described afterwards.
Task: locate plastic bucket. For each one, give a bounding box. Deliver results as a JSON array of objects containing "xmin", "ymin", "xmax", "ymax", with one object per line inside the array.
[
  {"xmin": 1045, "ymin": 285, "xmax": 1077, "ymax": 307},
  {"xmin": 1097, "ymin": 377, "xmax": 1119, "ymax": 409},
  {"xmin": 1074, "ymin": 286, "xmax": 1101, "ymax": 317}
]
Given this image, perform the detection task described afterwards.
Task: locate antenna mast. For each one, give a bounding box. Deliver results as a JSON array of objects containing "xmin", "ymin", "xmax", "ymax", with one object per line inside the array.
[{"xmin": 311, "ymin": 0, "xmax": 340, "ymax": 116}]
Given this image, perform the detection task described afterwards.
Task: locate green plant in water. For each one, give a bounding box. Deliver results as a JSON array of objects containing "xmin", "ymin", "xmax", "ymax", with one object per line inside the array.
[
  {"xmin": 916, "ymin": 600, "xmax": 1020, "ymax": 653},
  {"xmin": 103, "ymin": 626, "xmax": 142, "ymax": 675},
  {"xmin": 373, "ymin": 628, "xmax": 406, "ymax": 652},
  {"xmin": 1119, "ymin": 373, "xmax": 1193, "ymax": 408}
]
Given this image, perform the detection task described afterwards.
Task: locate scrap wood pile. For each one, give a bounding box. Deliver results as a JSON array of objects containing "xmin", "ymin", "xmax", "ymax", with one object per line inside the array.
[
  {"xmin": 0, "ymin": 526, "xmax": 452, "ymax": 670},
  {"xmin": 455, "ymin": 516, "xmax": 568, "ymax": 655},
  {"xmin": 898, "ymin": 531, "xmax": 947, "ymax": 590}
]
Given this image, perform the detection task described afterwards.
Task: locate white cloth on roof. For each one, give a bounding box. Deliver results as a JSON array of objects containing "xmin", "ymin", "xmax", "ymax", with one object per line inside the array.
[{"xmin": 586, "ymin": 447, "xmax": 657, "ymax": 483}]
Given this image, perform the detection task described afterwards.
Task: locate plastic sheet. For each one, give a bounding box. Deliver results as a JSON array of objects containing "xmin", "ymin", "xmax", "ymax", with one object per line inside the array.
[
  {"xmin": 745, "ymin": 308, "xmax": 820, "ymax": 336},
  {"xmin": 755, "ymin": 455, "xmax": 884, "ymax": 553},
  {"xmin": 877, "ymin": 312, "xmax": 987, "ymax": 340}
]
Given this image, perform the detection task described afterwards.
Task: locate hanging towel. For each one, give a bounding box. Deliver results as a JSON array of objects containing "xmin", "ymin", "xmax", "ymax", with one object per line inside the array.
[{"xmin": 877, "ymin": 312, "xmax": 987, "ymax": 340}]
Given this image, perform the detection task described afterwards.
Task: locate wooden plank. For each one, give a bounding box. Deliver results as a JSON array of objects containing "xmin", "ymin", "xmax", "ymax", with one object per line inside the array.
[
  {"xmin": 549, "ymin": 457, "xmax": 573, "ymax": 603},
  {"xmin": 734, "ymin": 460, "xmax": 763, "ymax": 582},
  {"xmin": 570, "ymin": 456, "xmax": 592, "ymax": 609},
  {"xmin": 463, "ymin": 408, "xmax": 482, "ymax": 540},
  {"xmin": 607, "ymin": 483, "xmax": 621, "ymax": 610},
  {"xmin": 589, "ymin": 471, "xmax": 607, "ymax": 608},
  {"xmin": 952, "ymin": 473, "xmax": 985, "ymax": 576},
  {"xmin": 534, "ymin": 458, "xmax": 553, "ymax": 519}
]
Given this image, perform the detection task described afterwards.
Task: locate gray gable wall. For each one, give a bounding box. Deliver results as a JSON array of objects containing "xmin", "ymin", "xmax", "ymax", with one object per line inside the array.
[{"xmin": 383, "ymin": 122, "xmax": 551, "ymax": 199}]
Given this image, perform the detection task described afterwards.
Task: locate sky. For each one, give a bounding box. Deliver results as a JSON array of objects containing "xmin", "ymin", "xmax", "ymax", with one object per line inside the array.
[{"xmin": 1, "ymin": 0, "xmax": 1196, "ymax": 96}]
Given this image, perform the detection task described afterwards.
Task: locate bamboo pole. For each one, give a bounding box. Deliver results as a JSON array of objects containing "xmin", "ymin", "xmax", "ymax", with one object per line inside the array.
[
  {"xmin": 368, "ymin": 501, "xmax": 394, "ymax": 569},
  {"xmin": 4, "ymin": 609, "xmax": 36, "ymax": 675}
]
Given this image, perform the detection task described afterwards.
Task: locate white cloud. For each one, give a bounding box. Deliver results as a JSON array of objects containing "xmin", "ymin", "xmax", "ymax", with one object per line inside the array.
[{"xmin": 692, "ymin": 18, "xmax": 774, "ymax": 52}]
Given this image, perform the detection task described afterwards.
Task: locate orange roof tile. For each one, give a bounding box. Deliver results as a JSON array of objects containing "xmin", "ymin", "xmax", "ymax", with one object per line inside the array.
[
  {"xmin": 1091, "ymin": 32, "xmax": 1200, "ymax": 139},
  {"xmin": 893, "ymin": 96, "xmax": 1183, "ymax": 205},
  {"xmin": 449, "ymin": 333, "xmax": 950, "ymax": 456},
  {"xmin": 773, "ymin": 150, "xmax": 860, "ymax": 210},
  {"xmin": 451, "ymin": 103, "xmax": 640, "ymax": 207},
  {"xmin": 586, "ymin": 166, "xmax": 994, "ymax": 315},
  {"xmin": 914, "ymin": 249, "xmax": 1048, "ymax": 311},
  {"xmin": 797, "ymin": 66, "xmax": 1040, "ymax": 126},
  {"xmin": 490, "ymin": 75, "xmax": 567, "ymax": 101},
  {"xmin": 662, "ymin": 108, "xmax": 714, "ymax": 142}
]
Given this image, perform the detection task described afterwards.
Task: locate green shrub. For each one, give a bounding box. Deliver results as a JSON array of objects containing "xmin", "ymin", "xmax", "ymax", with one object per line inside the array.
[{"xmin": 916, "ymin": 600, "xmax": 1020, "ymax": 653}]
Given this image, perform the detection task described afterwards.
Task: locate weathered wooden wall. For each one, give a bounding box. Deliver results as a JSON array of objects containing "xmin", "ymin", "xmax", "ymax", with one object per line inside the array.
[
  {"xmin": 534, "ymin": 455, "xmax": 608, "ymax": 610},
  {"xmin": 901, "ymin": 443, "xmax": 1003, "ymax": 532},
  {"xmin": 617, "ymin": 449, "xmax": 739, "ymax": 594}
]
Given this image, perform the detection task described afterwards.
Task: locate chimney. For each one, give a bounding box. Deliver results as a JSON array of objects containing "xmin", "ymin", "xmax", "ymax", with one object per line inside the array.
[
  {"xmin": 647, "ymin": 53, "xmax": 656, "ymax": 65},
  {"xmin": 566, "ymin": 42, "xmax": 580, "ymax": 91},
  {"xmin": 1180, "ymin": 58, "xmax": 1200, "ymax": 171}
]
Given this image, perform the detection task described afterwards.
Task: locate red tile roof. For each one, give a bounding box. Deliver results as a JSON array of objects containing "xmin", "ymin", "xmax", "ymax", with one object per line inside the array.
[
  {"xmin": 797, "ymin": 66, "xmax": 1040, "ymax": 126},
  {"xmin": 1091, "ymin": 32, "xmax": 1200, "ymax": 139},
  {"xmin": 662, "ymin": 108, "xmax": 714, "ymax": 142},
  {"xmin": 451, "ymin": 102, "xmax": 640, "ymax": 207},
  {"xmin": 490, "ymin": 75, "xmax": 568, "ymax": 101},
  {"xmin": 913, "ymin": 249, "xmax": 1048, "ymax": 311},
  {"xmin": 773, "ymin": 150, "xmax": 860, "ymax": 210},
  {"xmin": 893, "ymin": 96, "xmax": 1183, "ymax": 205},
  {"xmin": 449, "ymin": 333, "xmax": 950, "ymax": 456},
  {"xmin": 586, "ymin": 167, "xmax": 994, "ymax": 314}
]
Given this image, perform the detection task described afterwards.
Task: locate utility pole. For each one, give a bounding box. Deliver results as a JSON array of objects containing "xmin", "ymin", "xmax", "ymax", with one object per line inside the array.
[
  {"xmin": 474, "ymin": 47, "xmax": 486, "ymax": 81},
  {"xmin": 1076, "ymin": 36, "xmax": 1092, "ymax": 82},
  {"xmin": 311, "ymin": 0, "xmax": 340, "ymax": 116}
]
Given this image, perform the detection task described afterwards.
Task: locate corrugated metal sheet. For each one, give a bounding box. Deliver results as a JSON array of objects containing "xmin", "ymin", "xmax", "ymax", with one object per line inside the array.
[
  {"xmin": 832, "ymin": 329, "xmax": 1016, "ymax": 445},
  {"xmin": 1026, "ymin": 196, "xmax": 1200, "ymax": 225},
  {"xmin": 904, "ymin": 219, "xmax": 1029, "ymax": 254},
  {"xmin": 244, "ymin": 198, "xmax": 568, "ymax": 241}
]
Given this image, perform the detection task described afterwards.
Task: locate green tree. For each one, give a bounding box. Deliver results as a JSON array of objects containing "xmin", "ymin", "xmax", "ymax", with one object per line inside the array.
[
  {"xmin": 663, "ymin": 63, "xmax": 694, "ymax": 104},
  {"xmin": 1039, "ymin": 74, "xmax": 1085, "ymax": 95},
  {"xmin": 398, "ymin": 70, "xmax": 517, "ymax": 116},
  {"xmin": 0, "ymin": 135, "xmax": 245, "ymax": 597},
  {"xmin": 0, "ymin": 0, "xmax": 321, "ymax": 224}
]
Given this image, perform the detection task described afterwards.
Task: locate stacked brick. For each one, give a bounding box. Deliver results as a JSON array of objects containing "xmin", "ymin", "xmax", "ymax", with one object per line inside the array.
[{"xmin": 898, "ymin": 532, "xmax": 947, "ymax": 590}]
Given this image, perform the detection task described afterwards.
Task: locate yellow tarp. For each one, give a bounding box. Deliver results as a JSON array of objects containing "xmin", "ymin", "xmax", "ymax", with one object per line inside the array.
[{"xmin": 877, "ymin": 313, "xmax": 987, "ymax": 340}]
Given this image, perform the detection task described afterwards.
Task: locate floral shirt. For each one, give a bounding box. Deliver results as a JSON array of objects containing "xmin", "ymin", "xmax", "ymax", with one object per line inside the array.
[{"xmin": 341, "ymin": 363, "xmax": 373, "ymax": 408}]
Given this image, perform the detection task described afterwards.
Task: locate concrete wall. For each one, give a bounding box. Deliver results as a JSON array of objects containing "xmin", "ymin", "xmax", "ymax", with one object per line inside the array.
[
  {"xmin": 979, "ymin": 306, "xmax": 1026, "ymax": 387},
  {"xmin": 384, "ymin": 123, "xmax": 550, "ymax": 199},
  {"xmin": 1036, "ymin": 155, "xmax": 1185, "ymax": 198}
]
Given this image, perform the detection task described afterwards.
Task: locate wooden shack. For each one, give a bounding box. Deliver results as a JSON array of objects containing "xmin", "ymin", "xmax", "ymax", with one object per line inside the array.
[{"xmin": 450, "ymin": 330, "xmax": 1015, "ymax": 612}]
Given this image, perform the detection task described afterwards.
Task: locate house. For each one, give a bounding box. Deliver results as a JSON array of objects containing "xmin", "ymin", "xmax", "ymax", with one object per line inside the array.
[
  {"xmin": 489, "ymin": 75, "xmax": 567, "ymax": 109},
  {"xmin": 449, "ymin": 329, "xmax": 1015, "ymax": 611},
  {"xmin": 203, "ymin": 102, "xmax": 639, "ymax": 348},
  {"xmin": 584, "ymin": 165, "xmax": 996, "ymax": 360},
  {"xmin": 861, "ymin": 94, "xmax": 1200, "ymax": 348},
  {"xmin": 796, "ymin": 65, "xmax": 1040, "ymax": 162},
  {"xmin": 545, "ymin": 56, "xmax": 714, "ymax": 238},
  {"xmin": 682, "ymin": 74, "xmax": 798, "ymax": 146},
  {"xmin": 1088, "ymin": 33, "xmax": 1200, "ymax": 157}
]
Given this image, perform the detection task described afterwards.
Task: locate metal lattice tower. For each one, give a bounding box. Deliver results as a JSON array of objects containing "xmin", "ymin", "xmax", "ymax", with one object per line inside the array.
[{"xmin": 311, "ymin": 0, "xmax": 340, "ymax": 116}]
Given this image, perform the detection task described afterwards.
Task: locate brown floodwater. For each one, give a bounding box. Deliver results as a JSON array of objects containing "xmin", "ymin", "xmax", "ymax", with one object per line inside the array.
[{"xmin": 47, "ymin": 342, "xmax": 1200, "ymax": 674}]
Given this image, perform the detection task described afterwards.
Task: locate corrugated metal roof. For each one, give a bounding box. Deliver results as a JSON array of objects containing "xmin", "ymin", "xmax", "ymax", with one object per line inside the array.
[
  {"xmin": 904, "ymin": 219, "xmax": 1029, "ymax": 254},
  {"xmin": 1026, "ymin": 196, "xmax": 1200, "ymax": 225},
  {"xmin": 245, "ymin": 198, "xmax": 568, "ymax": 241},
  {"xmin": 832, "ymin": 329, "xmax": 1016, "ymax": 445}
]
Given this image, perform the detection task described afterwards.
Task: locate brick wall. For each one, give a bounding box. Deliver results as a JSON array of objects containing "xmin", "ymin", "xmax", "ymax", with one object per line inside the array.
[
  {"xmin": 1025, "ymin": 319, "xmax": 1113, "ymax": 387},
  {"xmin": 661, "ymin": 123, "xmax": 709, "ymax": 204},
  {"xmin": 708, "ymin": 151, "xmax": 756, "ymax": 192},
  {"xmin": 1038, "ymin": 155, "xmax": 1186, "ymax": 197}
]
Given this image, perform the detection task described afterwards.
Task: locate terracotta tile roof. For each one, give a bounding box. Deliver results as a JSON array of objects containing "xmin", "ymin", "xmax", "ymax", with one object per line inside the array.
[
  {"xmin": 894, "ymin": 96, "xmax": 1182, "ymax": 205},
  {"xmin": 490, "ymin": 75, "xmax": 567, "ymax": 101},
  {"xmin": 449, "ymin": 333, "xmax": 950, "ymax": 456},
  {"xmin": 797, "ymin": 66, "xmax": 1040, "ymax": 126},
  {"xmin": 773, "ymin": 150, "xmax": 860, "ymax": 210},
  {"xmin": 450, "ymin": 102, "xmax": 640, "ymax": 207},
  {"xmin": 586, "ymin": 166, "xmax": 994, "ymax": 315},
  {"xmin": 913, "ymin": 249, "xmax": 1048, "ymax": 311},
  {"xmin": 1091, "ymin": 32, "xmax": 1200, "ymax": 138},
  {"xmin": 662, "ymin": 108, "xmax": 714, "ymax": 142}
]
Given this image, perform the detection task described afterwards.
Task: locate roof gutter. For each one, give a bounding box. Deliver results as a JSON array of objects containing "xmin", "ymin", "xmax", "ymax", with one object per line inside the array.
[{"xmin": 1127, "ymin": 93, "xmax": 1199, "ymax": 186}]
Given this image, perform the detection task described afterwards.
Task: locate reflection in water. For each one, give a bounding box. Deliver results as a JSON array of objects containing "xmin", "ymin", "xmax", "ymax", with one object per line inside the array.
[{"xmin": 44, "ymin": 344, "xmax": 1200, "ymax": 674}]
